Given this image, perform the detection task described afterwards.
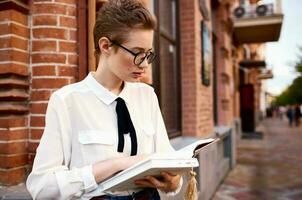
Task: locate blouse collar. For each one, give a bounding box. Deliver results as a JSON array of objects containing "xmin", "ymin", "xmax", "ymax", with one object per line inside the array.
[{"xmin": 83, "ymin": 72, "xmax": 130, "ymax": 105}]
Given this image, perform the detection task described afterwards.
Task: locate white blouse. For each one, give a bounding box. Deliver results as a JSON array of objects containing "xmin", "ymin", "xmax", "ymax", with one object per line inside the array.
[{"xmin": 26, "ymin": 72, "xmax": 179, "ymax": 200}]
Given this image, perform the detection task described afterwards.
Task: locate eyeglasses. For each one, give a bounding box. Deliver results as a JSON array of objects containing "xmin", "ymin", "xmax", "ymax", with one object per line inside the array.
[{"xmin": 108, "ymin": 39, "xmax": 156, "ymax": 66}]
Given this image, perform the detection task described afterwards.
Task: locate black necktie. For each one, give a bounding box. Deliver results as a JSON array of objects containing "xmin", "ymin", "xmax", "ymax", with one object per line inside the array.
[{"xmin": 115, "ymin": 97, "xmax": 137, "ymax": 156}]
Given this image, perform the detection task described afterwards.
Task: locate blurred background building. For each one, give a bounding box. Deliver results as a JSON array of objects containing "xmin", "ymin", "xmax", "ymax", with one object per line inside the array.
[{"xmin": 0, "ymin": 0, "xmax": 283, "ymax": 199}]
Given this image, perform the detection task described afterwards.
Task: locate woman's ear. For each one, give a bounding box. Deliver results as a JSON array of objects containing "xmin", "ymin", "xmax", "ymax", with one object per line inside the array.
[{"xmin": 98, "ymin": 37, "xmax": 111, "ymax": 56}]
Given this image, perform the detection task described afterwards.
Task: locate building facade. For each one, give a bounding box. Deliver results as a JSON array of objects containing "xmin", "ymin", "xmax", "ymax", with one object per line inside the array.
[{"xmin": 0, "ymin": 0, "xmax": 282, "ymax": 199}]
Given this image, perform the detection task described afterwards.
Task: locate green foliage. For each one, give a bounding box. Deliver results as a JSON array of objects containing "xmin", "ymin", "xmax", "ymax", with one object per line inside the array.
[
  {"xmin": 295, "ymin": 61, "xmax": 302, "ymax": 74},
  {"xmin": 273, "ymin": 48, "xmax": 302, "ymax": 106},
  {"xmin": 274, "ymin": 77, "xmax": 302, "ymax": 106}
]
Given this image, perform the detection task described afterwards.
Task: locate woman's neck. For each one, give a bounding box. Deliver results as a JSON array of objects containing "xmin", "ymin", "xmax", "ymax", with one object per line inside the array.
[{"xmin": 93, "ymin": 68, "xmax": 124, "ymax": 95}]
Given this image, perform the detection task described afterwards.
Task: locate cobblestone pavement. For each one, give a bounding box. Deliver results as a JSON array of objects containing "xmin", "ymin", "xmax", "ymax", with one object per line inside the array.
[{"xmin": 212, "ymin": 118, "xmax": 302, "ymax": 200}]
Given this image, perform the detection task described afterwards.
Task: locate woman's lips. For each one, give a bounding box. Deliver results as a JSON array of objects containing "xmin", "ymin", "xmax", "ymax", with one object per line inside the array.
[{"xmin": 132, "ymin": 72, "xmax": 143, "ymax": 78}]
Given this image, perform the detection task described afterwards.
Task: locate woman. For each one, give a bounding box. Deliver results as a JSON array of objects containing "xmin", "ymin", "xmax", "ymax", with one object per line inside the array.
[{"xmin": 26, "ymin": 0, "xmax": 182, "ymax": 199}]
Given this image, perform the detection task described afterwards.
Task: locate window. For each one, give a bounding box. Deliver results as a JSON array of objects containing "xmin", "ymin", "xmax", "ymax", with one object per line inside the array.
[{"xmin": 153, "ymin": 0, "xmax": 181, "ymax": 137}]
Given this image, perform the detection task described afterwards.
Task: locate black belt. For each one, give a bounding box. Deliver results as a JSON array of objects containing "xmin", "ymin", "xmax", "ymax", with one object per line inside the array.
[{"xmin": 91, "ymin": 188, "xmax": 160, "ymax": 200}]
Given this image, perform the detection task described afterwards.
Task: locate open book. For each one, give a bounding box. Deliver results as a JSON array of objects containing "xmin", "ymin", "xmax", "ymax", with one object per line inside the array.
[{"xmin": 99, "ymin": 138, "xmax": 218, "ymax": 192}]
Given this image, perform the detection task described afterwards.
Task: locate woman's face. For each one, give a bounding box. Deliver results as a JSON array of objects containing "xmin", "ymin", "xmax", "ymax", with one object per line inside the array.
[{"xmin": 107, "ymin": 29, "xmax": 154, "ymax": 82}]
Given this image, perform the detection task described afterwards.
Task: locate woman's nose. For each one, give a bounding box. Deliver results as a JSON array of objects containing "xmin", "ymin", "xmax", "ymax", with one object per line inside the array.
[{"xmin": 138, "ymin": 58, "xmax": 149, "ymax": 68}]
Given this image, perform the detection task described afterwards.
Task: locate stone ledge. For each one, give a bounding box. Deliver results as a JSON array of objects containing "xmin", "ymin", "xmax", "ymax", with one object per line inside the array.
[{"xmin": 0, "ymin": 0, "xmax": 29, "ymax": 14}]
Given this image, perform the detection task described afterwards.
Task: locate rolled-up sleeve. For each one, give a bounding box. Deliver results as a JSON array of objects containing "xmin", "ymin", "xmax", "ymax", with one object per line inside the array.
[{"xmin": 26, "ymin": 93, "xmax": 98, "ymax": 199}]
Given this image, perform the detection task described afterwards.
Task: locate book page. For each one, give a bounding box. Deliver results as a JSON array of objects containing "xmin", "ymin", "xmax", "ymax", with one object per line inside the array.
[
  {"xmin": 149, "ymin": 138, "xmax": 216, "ymax": 159},
  {"xmin": 175, "ymin": 138, "xmax": 216, "ymax": 158}
]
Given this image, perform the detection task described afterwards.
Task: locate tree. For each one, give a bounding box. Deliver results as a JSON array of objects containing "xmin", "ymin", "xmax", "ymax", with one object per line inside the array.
[{"xmin": 274, "ymin": 48, "xmax": 302, "ymax": 106}]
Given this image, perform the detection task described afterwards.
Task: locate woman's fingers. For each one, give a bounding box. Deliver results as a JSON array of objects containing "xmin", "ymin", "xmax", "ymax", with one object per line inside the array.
[
  {"xmin": 135, "ymin": 173, "xmax": 181, "ymax": 193},
  {"xmin": 160, "ymin": 172, "xmax": 173, "ymax": 181},
  {"xmin": 134, "ymin": 179, "xmax": 156, "ymax": 188},
  {"xmin": 145, "ymin": 176, "xmax": 165, "ymax": 188}
]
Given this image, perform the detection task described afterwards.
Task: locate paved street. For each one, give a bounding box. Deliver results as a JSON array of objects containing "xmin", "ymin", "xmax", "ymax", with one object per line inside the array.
[{"xmin": 213, "ymin": 118, "xmax": 302, "ymax": 200}]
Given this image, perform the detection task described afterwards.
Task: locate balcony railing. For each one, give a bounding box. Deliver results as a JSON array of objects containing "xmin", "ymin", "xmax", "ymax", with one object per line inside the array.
[
  {"xmin": 233, "ymin": 3, "xmax": 275, "ymax": 19},
  {"xmin": 232, "ymin": 1, "xmax": 283, "ymax": 44}
]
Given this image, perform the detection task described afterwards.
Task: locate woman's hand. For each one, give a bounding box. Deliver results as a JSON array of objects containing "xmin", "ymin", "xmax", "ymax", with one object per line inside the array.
[{"xmin": 134, "ymin": 171, "xmax": 181, "ymax": 193}]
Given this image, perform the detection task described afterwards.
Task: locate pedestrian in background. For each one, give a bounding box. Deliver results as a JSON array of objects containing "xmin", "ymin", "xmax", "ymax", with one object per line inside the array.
[
  {"xmin": 294, "ymin": 104, "xmax": 301, "ymax": 127},
  {"xmin": 286, "ymin": 105, "xmax": 294, "ymax": 127},
  {"xmin": 279, "ymin": 106, "xmax": 286, "ymax": 121}
]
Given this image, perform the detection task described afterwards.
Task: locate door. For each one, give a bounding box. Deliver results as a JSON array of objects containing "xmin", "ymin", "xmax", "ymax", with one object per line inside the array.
[{"xmin": 240, "ymin": 84, "xmax": 255, "ymax": 132}]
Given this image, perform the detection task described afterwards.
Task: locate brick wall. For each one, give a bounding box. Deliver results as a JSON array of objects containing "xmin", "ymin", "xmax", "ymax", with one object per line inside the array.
[
  {"xmin": 213, "ymin": 3, "xmax": 237, "ymax": 126},
  {"xmin": 0, "ymin": 2, "xmax": 30, "ymax": 185},
  {"xmin": 28, "ymin": 0, "xmax": 78, "ymax": 165},
  {"xmin": 195, "ymin": 0, "xmax": 214, "ymax": 135},
  {"xmin": 180, "ymin": 0, "xmax": 214, "ymax": 137},
  {"xmin": 0, "ymin": 0, "xmax": 79, "ymax": 186}
]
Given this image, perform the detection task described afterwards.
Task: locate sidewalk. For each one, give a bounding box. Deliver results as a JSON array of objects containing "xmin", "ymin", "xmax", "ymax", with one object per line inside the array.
[
  {"xmin": 213, "ymin": 118, "xmax": 302, "ymax": 200},
  {"xmin": 0, "ymin": 184, "xmax": 31, "ymax": 200}
]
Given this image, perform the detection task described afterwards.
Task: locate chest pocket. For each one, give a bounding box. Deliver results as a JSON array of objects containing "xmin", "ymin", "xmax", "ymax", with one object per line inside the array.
[
  {"xmin": 140, "ymin": 123, "xmax": 156, "ymax": 154},
  {"xmin": 78, "ymin": 130, "xmax": 116, "ymax": 164}
]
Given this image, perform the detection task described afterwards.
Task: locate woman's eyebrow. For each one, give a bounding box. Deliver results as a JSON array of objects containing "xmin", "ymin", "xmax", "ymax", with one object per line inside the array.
[{"xmin": 132, "ymin": 47, "xmax": 153, "ymax": 52}]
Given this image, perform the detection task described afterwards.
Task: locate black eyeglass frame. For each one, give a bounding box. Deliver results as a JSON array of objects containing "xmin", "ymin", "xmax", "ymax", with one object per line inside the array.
[{"xmin": 108, "ymin": 38, "xmax": 156, "ymax": 66}]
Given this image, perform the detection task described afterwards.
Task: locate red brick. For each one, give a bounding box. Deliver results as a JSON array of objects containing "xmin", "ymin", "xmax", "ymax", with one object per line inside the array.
[
  {"xmin": 69, "ymin": 77, "xmax": 77, "ymax": 84},
  {"xmin": 28, "ymin": 141, "xmax": 39, "ymax": 154},
  {"xmin": 28, "ymin": 154, "xmax": 35, "ymax": 165},
  {"xmin": 70, "ymin": 30, "xmax": 77, "ymax": 41},
  {"xmin": 32, "ymin": 65, "xmax": 56, "ymax": 76},
  {"xmin": 0, "ymin": 23, "xmax": 28, "ymax": 39},
  {"xmin": 0, "ymin": 154, "xmax": 28, "ymax": 168},
  {"xmin": 33, "ymin": 28, "xmax": 68, "ymax": 40},
  {"xmin": 0, "ymin": 129, "xmax": 28, "ymax": 140},
  {"xmin": 0, "ymin": 49, "xmax": 29, "ymax": 63},
  {"xmin": 0, "ymin": 36, "xmax": 28, "ymax": 50},
  {"xmin": 11, "ymin": 10, "xmax": 28, "ymax": 25},
  {"xmin": 32, "ymin": 53, "xmax": 66, "ymax": 64},
  {"xmin": 59, "ymin": 41, "xmax": 77, "ymax": 52},
  {"xmin": 0, "ymin": 10, "xmax": 11, "ymax": 21},
  {"xmin": 0, "ymin": 36, "xmax": 10, "ymax": 48},
  {"xmin": 60, "ymin": 16, "xmax": 76, "ymax": 28},
  {"xmin": 30, "ymin": 129, "xmax": 44, "ymax": 140},
  {"xmin": 0, "ymin": 167, "xmax": 27, "ymax": 186},
  {"xmin": 30, "ymin": 90, "xmax": 51, "ymax": 101},
  {"xmin": 0, "ymin": 23, "xmax": 10, "ymax": 36},
  {"xmin": 0, "ymin": 116, "xmax": 28, "ymax": 128},
  {"xmin": 32, "ymin": 15, "xmax": 57, "ymax": 26},
  {"xmin": 32, "ymin": 3, "xmax": 67, "ymax": 15},
  {"xmin": 0, "ymin": 142, "xmax": 27, "ymax": 154},
  {"xmin": 32, "ymin": 40, "xmax": 56, "ymax": 52},
  {"xmin": 68, "ymin": 54, "xmax": 78, "ymax": 65},
  {"xmin": 30, "ymin": 116, "xmax": 45, "ymax": 127},
  {"xmin": 66, "ymin": 6, "xmax": 77, "ymax": 16},
  {"xmin": 58, "ymin": 66, "xmax": 78, "ymax": 76},
  {"xmin": 55, "ymin": 0, "xmax": 76, "ymax": 4},
  {"xmin": 11, "ymin": 36, "xmax": 28, "ymax": 50},
  {"xmin": 0, "ymin": 63, "xmax": 28, "ymax": 76},
  {"xmin": 32, "ymin": 78, "xmax": 69, "ymax": 89},
  {"xmin": 0, "ymin": 10, "xmax": 28, "ymax": 25},
  {"xmin": 30, "ymin": 103, "xmax": 48, "ymax": 114}
]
